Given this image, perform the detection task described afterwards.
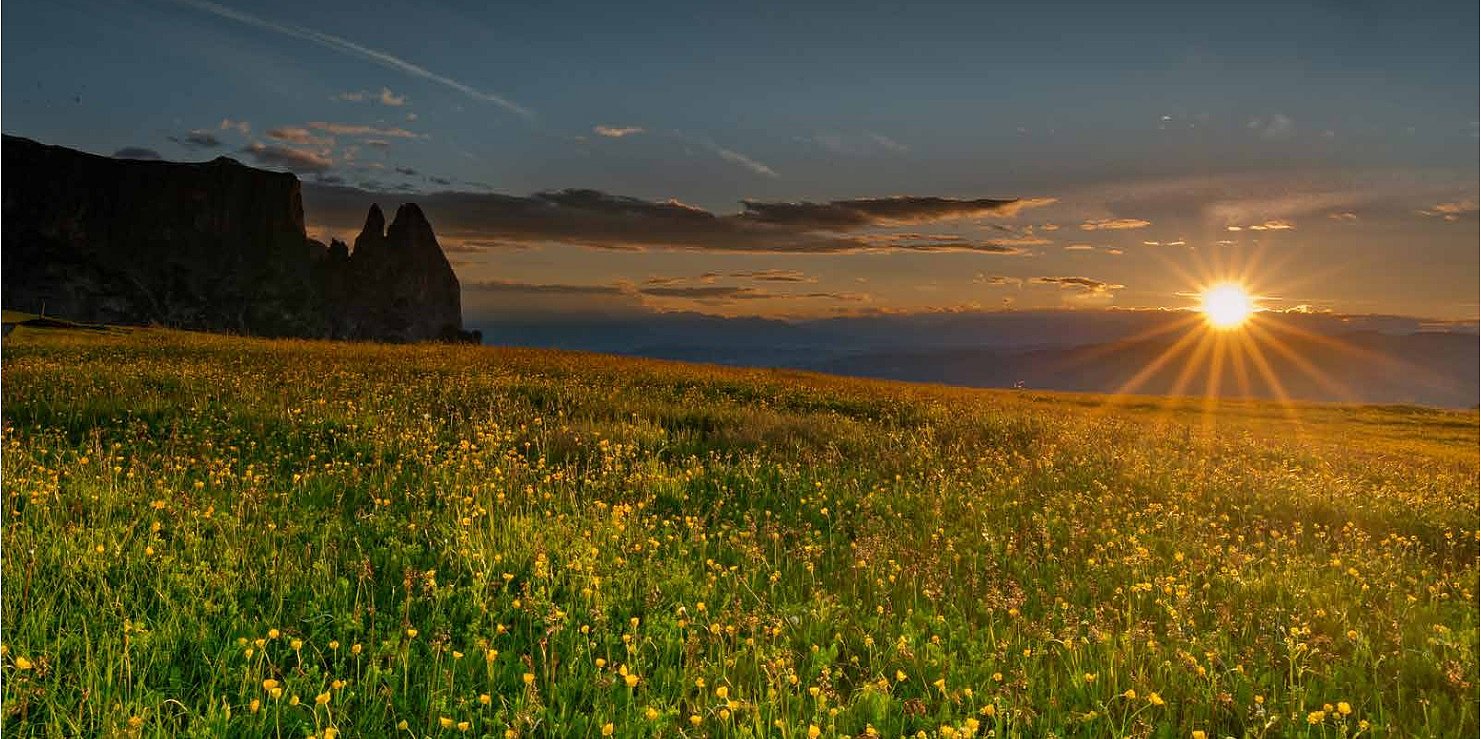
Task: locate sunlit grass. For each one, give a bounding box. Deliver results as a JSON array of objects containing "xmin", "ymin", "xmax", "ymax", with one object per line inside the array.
[{"xmin": 2, "ymin": 327, "xmax": 1476, "ymax": 737}]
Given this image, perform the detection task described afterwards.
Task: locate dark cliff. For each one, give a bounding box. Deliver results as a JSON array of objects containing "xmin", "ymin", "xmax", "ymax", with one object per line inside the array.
[
  {"xmin": 325, "ymin": 203, "xmax": 464, "ymax": 342},
  {"xmin": 2, "ymin": 135, "xmax": 468, "ymax": 342}
]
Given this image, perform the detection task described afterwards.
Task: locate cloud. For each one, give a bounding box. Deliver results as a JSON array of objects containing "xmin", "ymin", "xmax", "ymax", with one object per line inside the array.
[
  {"xmin": 865, "ymin": 132, "xmax": 908, "ymax": 153},
  {"xmin": 308, "ymin": 122, "xmax": 422, "ymax": 139},
  {"xmin": 974, "ymin": 274, "xmax": 1024, "ymax": 287},
  {"xmin": 729, "ymin": 269, "xmax": 814, "ymax": 283},
  {"xmin": 172, "ymin": 0, "xmax": 531, "ymax": 118},
  {"xmin": 1247, "ymin": 113, "xmax": 1295, "ymax": 140},
  {"xmin": 265, "ymin": 126, "xmax": 333, "ymax": 146},
  {"xmin": 466, "ymin": 280, "xmax": 629, "ymax": 296},
  {"xmin": 864, "ymin": 235, "xmax": 1026, "ymax": 253},
  {"xmin": 172, "ymin": 129, "xmax": 222, "ymax": 148},
  {"xmin": 302, "ymin": 184, "xmax": 1051, "ymax": 254},
  {"xmin": 1225, "ymin": 220, "xmax": 1295, "ymax": 231},
  {"xmin": 113, "ymin": 147, "xmax": 161, "ymax": 160},
  {"xmin": 1031, "ymin": 276, "xmax": 1125, "ymax": 294},
  {"xmin": 594, "ymin": 125, "xmax": 645, "ymax": 138},
  {"xmin": 640, "ymin": 285, "xmax": 776, "ymax": 300},
  {"xmin": 806, "ymin": 131, "xmax": 910, "ymax": 156},
  {"xmin": 464, "ymin": 279, "xmax": 867, "ymax": 305},
  {"xmin": 1419, "ymin": 200, "xmax": 1479, "ymax": 222},
  {"xmin": 378, "ymin": 87, "xmax": 405, "ymax": 106},
  {"xmin": 395, "ymin": 166, "xmax": 418, "ymax": 176},
  {"xmin": 219, "ymin": 118, "xmax": 251, "ymax": 135},
  {"xmin": 1064, "ymin": 244, "xmax": 1096, "ymax": 251},
  {"xmin": 240, "ymin": 142, "xmax": 333, "ymax": 173},
  {"xmin": 644, "ymin": 270, "xmax": 816, "ymax": 287},
  {"xmin": 710, "ymin": 144, "xmax": 777, "ymax": 178},
  {"xmin": 1079, "ymin": 218, "xmax": 1151, "ymax": 231},
  {"xmin": 335, "ymin": 87, "xmax": 407, "ymax": 106},
  {"xmin": 742, "ymin": 196, "xmax": 1054, "ymax": 228}
]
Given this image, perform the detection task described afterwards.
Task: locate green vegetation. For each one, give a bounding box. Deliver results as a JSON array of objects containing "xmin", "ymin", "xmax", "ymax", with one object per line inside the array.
[{"xmin": 2, "ymin": 328, "xmax": 1476, "ymax": 737}]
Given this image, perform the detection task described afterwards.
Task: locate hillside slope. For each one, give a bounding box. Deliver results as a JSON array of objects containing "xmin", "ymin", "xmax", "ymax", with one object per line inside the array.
[{"xmin": 2, "ymin": 328, "xmax": 1476, "ymax": 736}]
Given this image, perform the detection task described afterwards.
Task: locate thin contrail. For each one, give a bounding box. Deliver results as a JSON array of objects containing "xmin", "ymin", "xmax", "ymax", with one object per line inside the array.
[{"xmin": 172, "ymin": 0, "xmax": 533, "ymax": 120}]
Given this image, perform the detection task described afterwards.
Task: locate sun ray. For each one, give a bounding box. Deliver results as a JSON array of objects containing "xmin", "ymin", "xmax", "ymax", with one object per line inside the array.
[
  {"xmin": 1228, "ymin": 331, "xmax": 1254, "ymax": 400},
  {"xmin": 1262, "ymin": 316, "xmax": 1470, "ymax": 402},
  {"xmin": 1104, "ymin": 324, "xmax": 1206, "ymax": 402},
  {"xmin": 1244, "ymin": 319, "xmax": 1356, "ymax": 403}
]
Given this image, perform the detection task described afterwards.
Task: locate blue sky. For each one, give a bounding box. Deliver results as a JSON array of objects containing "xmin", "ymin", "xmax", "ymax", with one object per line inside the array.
[{"xmin": 4, "ymin": 0, "xmax": 1477, "ymax": 320}]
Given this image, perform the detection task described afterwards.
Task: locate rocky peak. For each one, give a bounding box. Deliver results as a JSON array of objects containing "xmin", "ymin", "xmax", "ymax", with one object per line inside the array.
[
  {"xmin": 354, "ymin": 204, "xmax": 387, "ymax": 254},
  {"xmin": 2, "ymin": 136, "xmax": 472, "ymax": 342},
  {"xmin": 332, "ymin": 202, "xmax": 464, "ymax": 342},
  {"xmin": 388, "ymin": 203, "xmax": 436, "ymax": 245}
]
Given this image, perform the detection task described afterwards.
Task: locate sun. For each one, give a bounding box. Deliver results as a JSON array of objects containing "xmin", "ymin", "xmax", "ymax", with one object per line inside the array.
[{"xmin": 1200, "ymin": 283, "xmax": 1255, "ymax": 329}]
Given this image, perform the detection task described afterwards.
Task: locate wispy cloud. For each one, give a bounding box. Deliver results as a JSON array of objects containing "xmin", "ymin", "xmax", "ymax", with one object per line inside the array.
[
  {"xmin": 1079, "ymin": 218, "xmax": 1151, "ymax": 231},
  {"xmin": 741, "ymin": 196, "xmax": 1053, "ymax": 227},
  {"xmin": 240, "ymin": 142, "xmax": 333, "ymax": 173},
  {"xmin": 378, "ymin": 88, "xmax": 405, "ymax": 106},
  {"xmin": 1031, "ymin": 276, "xmax": 1125, "ymax": 294},
  {"xmin": 1225, "ymin": 220, "xmax": 1294, "ymax": 231},
  {"xmin": 710, "ymin": 143, "xmax": 778, "ymax": 178},
  {"xmin": 308, "ymin": 122, "xmax": 423, "ymax": 139},
  {"xmin": 806, "ymin": 131, "xmax": 910, "ymax": 156},
  {"xmin": 172, "ymin": 0, "xmax": 531, "ymax": 119},
  {"xmin": 1247, "ymin": 113, "xmax": 1295, "ymax": 140},
  {"xmin": 335, "ymin": 87, "xmax": 407, "ymax": 106},
  {"xmin": 266, "ymin": 126, "xmax": 329, "ymax": 146},
  {"xmin": 465, "ymin": 279, "xmax": 868, "ymax": 305},
  {"xmin": 171, "ymin": 129, "xmax": 222, "ymax": 148},
  {"xmin": 1419, "ymin": 200, "xmax": 1478, "ymax": 222},
  {"xmin": 594, "ymin": 125, "xmax": 645, "ymax": 138}
]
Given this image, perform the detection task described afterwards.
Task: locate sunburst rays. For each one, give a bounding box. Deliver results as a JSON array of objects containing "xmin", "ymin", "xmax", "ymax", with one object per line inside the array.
[{"xmin": 1084, "ymin": 238, "xmax": 1414, "ymax": 426}]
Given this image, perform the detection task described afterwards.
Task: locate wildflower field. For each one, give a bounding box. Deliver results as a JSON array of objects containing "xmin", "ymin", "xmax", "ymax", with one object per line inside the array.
[{"xmin": 2, "ymin": 327, "xmax": 1476, "ymax": 738}]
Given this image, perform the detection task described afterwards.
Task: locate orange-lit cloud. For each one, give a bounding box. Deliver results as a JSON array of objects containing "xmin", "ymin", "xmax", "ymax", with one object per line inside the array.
[
  {"xmin": 594, "ymin": 125, "xmax": 645, "ymax": 138},
  {"xmin": 308, "ymin": 122, "xmax": 423, "ymax": 139},
  {"xmin": 742, "ymin": 196, "xmax": 1054, "ymax": 227},
  {"xmin": 1226, "ymin": 220, "xmax": 1295, "ymax": 231},
  {"xmin": 1419, "ymin": 200, "xmax": 1478, "ymax": 221},
  {"xmin": 1079, "ymin": 218, "xmax": 1151, "ymax": 230},
  {"xmin": 240, "ymin": 142, "xmax": 332, "ymax": 173}
]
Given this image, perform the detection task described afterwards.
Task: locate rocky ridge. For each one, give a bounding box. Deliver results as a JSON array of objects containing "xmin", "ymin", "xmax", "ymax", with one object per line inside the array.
[{"xmin": 2, "ymin": 135, "xmax": 471, "ymax": 342}]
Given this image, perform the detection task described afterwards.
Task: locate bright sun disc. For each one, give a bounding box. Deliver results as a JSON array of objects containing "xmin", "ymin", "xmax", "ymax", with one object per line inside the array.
[{"xmin": 1201, "ymin": 284, "xmax": 1254, "ymax": 329}]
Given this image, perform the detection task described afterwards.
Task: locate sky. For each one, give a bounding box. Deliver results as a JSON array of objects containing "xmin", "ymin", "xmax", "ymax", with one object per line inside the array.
[{"xmin": 4, "ymin": 0, "xmax": 1478, "ymax": 322}]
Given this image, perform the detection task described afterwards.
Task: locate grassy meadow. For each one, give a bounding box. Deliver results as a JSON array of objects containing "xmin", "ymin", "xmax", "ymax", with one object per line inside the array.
[{"xmin": 1, "ymin": 327, "xmax": 1476, "ymax": 737}]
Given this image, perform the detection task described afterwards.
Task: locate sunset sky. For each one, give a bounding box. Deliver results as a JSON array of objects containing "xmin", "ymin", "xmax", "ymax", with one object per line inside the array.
[{"xmin": 5, "ymin": 0, "xmax": 1477, "ymax": 321}]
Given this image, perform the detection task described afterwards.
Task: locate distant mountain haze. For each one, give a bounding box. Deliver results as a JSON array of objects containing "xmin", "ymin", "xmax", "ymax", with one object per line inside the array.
[{"xmin": 471, "ymin": 311, "xmax": 1479, "ymax": 408}]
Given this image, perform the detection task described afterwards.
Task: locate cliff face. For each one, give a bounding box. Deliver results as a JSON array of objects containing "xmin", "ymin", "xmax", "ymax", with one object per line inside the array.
[
  {"xmin": 2, "ymin": 135, "xmax": 467, "ymax": 341},
  {"xmin": 326, "ymin": 203, "xmax": 464, "ymax": 342}
]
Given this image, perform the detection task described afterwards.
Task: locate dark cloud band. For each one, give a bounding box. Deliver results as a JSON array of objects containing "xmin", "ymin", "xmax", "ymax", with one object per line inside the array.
[{"xmin": 303, "ymin": 185, "xmax": 1049, "ymax": 254}]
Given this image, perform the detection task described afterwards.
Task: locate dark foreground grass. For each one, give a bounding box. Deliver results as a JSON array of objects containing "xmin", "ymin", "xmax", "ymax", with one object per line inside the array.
[{"xmin": 2, "ymin": 328, "xmax": 1476, "ymax": 737}]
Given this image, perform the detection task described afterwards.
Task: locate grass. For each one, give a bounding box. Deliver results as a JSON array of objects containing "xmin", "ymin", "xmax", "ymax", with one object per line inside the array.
[{"xmin": 2, "ymin": 327, "xmax": 1476, "ymax": 737}]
